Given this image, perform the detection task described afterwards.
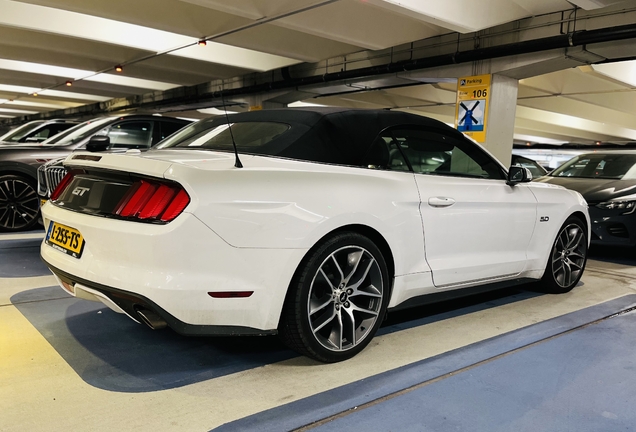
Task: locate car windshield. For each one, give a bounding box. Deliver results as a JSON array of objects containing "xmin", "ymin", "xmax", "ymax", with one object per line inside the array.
[
  {"xmin": 43, "ymin": 117, "xmax": 113, "ymax": 145},
  {"xmin": 0, "ymin": 121, "xmax": 45, "ymax": 142},
  {"xmin": 155, "ymin": 120, "xmax": 290, "ymax": 152},
  {"xmin": 550, "ymin": 153, "xmax": 636, "ymax": 179}
]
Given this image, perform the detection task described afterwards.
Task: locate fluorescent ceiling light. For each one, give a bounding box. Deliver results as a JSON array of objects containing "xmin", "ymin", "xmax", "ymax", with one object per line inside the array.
[
  {"xmin": 0, "ymin": 107, "xmax": 38, "ymax": 114},
  {"xmin": 592, "ymin": 60, "xmax": 636, "ymax": 87},
  {"xmin": 0, "ymin": 0, "xmax": 299, "ymax": 72},
  {"xmin": 176, "ymin": 117, "xmax": 200, "ymax": 122},
  {"xmin": 288, "ymin": 101, "xmax": 327, "ymax": 107},
  {"xmin": 0, "ymin": 84, "xmax": 40, "ymax": 94},
  {"xmin": 0, "ymin": 114, "xmax": 14, "ymax": 118},
  {"xmin": 0, "ymin": 58, "xmax": 179, "ymax": 91},
  {"xmin": 0, "ymin": 83, "xmax": 110, "ymax": 102},
  {"xmin": 1, "ymin": 99, "xmax": 79, "ymax": 109},
  {"xmin": 0, "ymin": 58, "xmax": 88, "ymax": 79},
  {"xmin": 514, "ymin": 133, "xmax": 568, "ymax": 145},
  {"xmin": 85, "ymin": 74, "xmax": 178, "ymax": 90},
  {"xmin": 198, "ymin": 108, "xmax": 238, "ymax": 115},
  {"xmin": 38, "ymin": 90, "xmax": 111, "ymax": 102}
]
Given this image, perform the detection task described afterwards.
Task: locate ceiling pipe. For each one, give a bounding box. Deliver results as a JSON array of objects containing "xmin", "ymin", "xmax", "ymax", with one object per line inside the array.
[{"xmin": 218, "ymin": 23, "xmax": 636, "ymax": 94}]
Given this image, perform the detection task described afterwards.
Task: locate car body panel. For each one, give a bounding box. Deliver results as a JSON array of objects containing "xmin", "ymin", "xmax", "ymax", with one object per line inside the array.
[{"xmin": 415, "ymin": 175, "xmax": 538, "ymax": 287}]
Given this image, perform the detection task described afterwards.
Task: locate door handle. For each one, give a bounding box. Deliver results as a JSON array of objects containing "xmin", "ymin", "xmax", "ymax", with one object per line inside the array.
[{"xmin": 428, "ymin": 197, "xmax": 455, "ymax": 208}]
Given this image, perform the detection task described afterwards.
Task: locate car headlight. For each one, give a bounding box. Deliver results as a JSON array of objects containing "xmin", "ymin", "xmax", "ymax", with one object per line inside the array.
[{"xmin": 596, "ymin": 200, "xmax": 636, "ymax": 214}]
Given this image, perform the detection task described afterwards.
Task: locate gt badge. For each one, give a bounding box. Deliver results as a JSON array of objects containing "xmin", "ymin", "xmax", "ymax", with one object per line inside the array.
[
  {"xmin": 72, "ymin": 186, "xmax": 90, "ymax": 197},
  {"xmin": 540, "ymin": 216, "xmax": 549, "ymax": 222}
]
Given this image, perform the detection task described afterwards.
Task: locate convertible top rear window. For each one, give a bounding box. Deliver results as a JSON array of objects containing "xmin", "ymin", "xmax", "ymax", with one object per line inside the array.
[{"xmin": 160, "ymin": 122, "xmax": 290, "ymax": 150}]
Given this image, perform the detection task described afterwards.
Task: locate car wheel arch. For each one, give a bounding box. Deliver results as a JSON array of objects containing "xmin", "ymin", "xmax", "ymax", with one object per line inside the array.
[
  {"xmin": 570, "ymin": 211, "xmax": 588, "ymax": 229},
  {"xmin": 0, "ymin": 164, "xmax": 38, "ymax": 181},
  {"xmin": 281, "ymin": 224, "xmax": 396, "ymax": 311}
]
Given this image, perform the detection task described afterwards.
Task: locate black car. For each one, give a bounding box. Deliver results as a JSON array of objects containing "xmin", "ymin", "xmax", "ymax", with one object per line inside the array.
[
  {"xmin": 0, "ymin": 115, "xmax": 191, "ymax": 232},
  {"xmin": 0, "ymin": 119, "xmax": 79, "ymax": 145},
  {"xmin": 537, "ymin": 151, "xmax": 636, "ymax": 247}
]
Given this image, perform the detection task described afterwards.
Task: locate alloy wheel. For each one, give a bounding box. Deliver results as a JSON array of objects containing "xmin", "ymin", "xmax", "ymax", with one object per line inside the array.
[
  {"xmin": 307, "ymin": 246, "xmax": 384, "ymax": 352},
  {"xmin": 0, "ymin": 177, "xmax": 40, "ymax": 231},
  {"xmin": 550, "ymin": 223, "xmax": 587, "ymax": 288}
]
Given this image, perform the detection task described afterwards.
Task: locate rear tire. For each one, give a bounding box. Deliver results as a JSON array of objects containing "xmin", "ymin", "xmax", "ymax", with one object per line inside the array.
[
  {"xmin": 540, "ymin": 216, "xmax": 588, "ymax": 293},
  {"xmin": 0, "ymin": 174, "xmax": 40, "ymax": 232},
  {"xmin": 279, "ymin": 232, "xmax": 390, "ymax": 363}
]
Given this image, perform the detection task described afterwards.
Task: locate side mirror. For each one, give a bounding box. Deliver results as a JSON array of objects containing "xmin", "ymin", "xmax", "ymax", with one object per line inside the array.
[
  {"xmin": 507, "ymin": 166, "xmax": 533, "ymax": 186},
  {"xmin": 86, "ymin": 135, "xmax": 111, "ymax": 152}
]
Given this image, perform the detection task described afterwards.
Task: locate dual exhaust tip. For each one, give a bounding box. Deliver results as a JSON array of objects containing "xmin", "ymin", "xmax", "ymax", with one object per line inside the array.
[{"xmin": 136, "ymin": 307, "xmax": 168, "ymax": 330}]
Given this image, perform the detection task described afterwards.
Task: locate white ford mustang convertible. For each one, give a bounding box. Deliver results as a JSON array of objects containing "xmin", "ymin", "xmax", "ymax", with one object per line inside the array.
[{"xmin": 40, "ymin": 108, "xmax": 589, "ymax": 362}]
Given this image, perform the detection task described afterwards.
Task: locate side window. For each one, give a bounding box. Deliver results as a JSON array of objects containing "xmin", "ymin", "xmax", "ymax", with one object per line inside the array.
[
  {"xmin": 25, "ymin": 124, "xmax": 71, "ymax": 142},
  {"xmin": 24, "ymin": 127, "xmax": 53, "ymax": 142},
  {"xmin": 107, "ymin": 122, "xmax": 153, "ymax": 148},
  {"xmin": 48, "ymin": 124, "xmax": 73, "ymax": 138},
  {"xmin": 384, "ymin": 127, "xmax": 505, "ymax": 180},
  {"xmin": 158, "ymin": 121, "xmax": 186, "ymax": 143},
  {"xmin": 360, "ymin": 137, "xmax": 410, "ymax": 172}
]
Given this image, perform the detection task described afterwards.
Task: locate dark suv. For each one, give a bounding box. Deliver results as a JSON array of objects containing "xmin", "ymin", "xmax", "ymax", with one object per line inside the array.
[
  {"xmin": 0, "ymin": 119, "xmax": 79, "ymax": 145},
  {"xmin": 0, "ymin": 115, "xmax": 191, "ymax": 232}
]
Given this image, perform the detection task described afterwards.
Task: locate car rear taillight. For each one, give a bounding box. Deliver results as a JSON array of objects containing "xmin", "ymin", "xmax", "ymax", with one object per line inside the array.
[
  {"xmin": 113, "ymin": 179, "xmax": 190, "ymax": 222},
  {"xmin": 50, "ymin": 170, "xmax": 78, "ymax": 201}
]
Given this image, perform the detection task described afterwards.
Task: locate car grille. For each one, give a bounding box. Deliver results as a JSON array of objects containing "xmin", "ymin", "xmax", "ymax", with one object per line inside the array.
[
  {"xmin": 607, "ymin": 224, "xmax": 629, "ymax": 238},
  {"xmin": 36, "ymin": 165, "xmax": 48, "ymax": 196},
  {"xmin": 44, "ymin": 166, "xmax": 68, "ymax": 197}
]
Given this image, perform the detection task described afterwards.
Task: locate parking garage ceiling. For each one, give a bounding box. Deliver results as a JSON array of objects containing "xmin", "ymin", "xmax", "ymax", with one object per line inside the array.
[{"xmin": 0, "ymin": 0, "xmax": 635, "ymax": 145}]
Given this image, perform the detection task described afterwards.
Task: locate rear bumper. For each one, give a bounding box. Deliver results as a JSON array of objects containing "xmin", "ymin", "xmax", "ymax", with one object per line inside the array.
[
  {"xmin": 43, "ymin": 261, "xmax": 276, "ymax": 336},
  {"xmin": 40, "ymin": 203, "xmax": 307, "ymax": 332}
]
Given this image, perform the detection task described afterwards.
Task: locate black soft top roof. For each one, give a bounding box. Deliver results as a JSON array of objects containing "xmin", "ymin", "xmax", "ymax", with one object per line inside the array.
[{"xmin": 184, "ymin": 108, "xmax": 461, "ymax": 166}]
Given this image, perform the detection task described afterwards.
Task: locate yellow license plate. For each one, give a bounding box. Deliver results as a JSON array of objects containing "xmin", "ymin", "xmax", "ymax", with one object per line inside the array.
[{"xmin": 45, "ymin": 221, "xmax": 85, "ymax": 259}]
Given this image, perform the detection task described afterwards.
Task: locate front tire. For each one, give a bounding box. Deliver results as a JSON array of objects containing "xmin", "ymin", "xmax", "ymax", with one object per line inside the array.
[
  {"xmin": 279, "ymin": 232, "xmax": 390, "ymax": 363},
  {"xmin": 0, "ymin": 174, "xmax": 40, "ymax": 232},
  {"xmin": 540, "ymin": 216, "xmax": 588, "ymax": 293}
]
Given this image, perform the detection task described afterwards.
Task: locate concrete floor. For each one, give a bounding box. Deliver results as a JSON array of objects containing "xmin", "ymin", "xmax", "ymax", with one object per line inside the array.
[{"xmin": 1, "ymin": 231, "xmax": 636, "ymax": 431}]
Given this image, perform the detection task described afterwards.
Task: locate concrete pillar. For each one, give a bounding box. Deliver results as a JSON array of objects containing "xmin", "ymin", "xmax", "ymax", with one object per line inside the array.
[{"xmin": 483, "ymin": 74, "xmax": 518, "ymax": 167}]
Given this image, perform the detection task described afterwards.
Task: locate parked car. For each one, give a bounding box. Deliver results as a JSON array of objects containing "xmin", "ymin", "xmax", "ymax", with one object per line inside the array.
[
  {"xmin": 511, "ymin": 154, "xmax": 548, "ymax": 178},
  {"xmin": 537, "ymin": 151, "xmax": 636, "ymax": 247},
  {"xmin": 0, "ymin": 115, "xmax": 191, "ymax": 232},
  {"xmin": 0, "ymin": 119, "xmax": 79, "ymax": 145},
  {"xmin": 40, "ymin": 108, "xmax": 589, "ymax": 362}
]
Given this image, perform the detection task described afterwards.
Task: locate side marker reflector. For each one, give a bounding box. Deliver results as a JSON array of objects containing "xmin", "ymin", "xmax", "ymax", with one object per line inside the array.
[{"xmin": 208, "ymin": 291, "xmax": 254, "ymax": 298}]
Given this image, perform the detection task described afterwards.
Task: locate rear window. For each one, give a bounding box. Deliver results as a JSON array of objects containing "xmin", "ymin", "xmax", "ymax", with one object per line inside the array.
[{"xmin": 156, "ymin": 121, "xmax": 290, "ymax": 152}]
